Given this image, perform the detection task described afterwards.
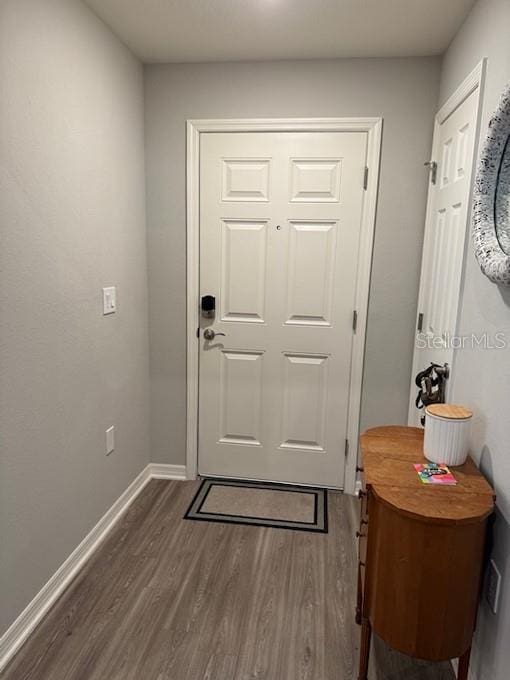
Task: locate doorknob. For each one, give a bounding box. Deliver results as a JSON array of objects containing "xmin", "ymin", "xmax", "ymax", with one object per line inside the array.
[{"xmin": 203, "ymin": 328, "xmax": 226, "ymax": 341}]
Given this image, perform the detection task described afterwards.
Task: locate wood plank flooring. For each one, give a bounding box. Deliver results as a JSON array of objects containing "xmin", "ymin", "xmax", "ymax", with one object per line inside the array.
[{"xmin": 1, "ymin": 480, "xmax": 455, "ymax": 680}]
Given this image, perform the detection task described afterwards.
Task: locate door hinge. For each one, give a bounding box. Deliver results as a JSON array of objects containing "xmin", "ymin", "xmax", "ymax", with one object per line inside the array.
[
  {"xmin": 352, "ymin": 310, "xmax": 358, "ymax": 333},
  {"xmin": 363, "ymin": 166, "xmax": 369, "ymax": 190},
  {"xmin": 424, "ymin": 160, "xmax": 437, "ymax": 185},
  {"xmin": 345, "ymin": 439, "xmax": 349, "ymax": 458},
  {"xmin": 417, "ymin": 312, "xmax": 424, "ymax": 333}
]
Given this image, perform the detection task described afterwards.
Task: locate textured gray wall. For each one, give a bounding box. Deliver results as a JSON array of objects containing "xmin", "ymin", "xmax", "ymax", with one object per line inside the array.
[
  {"xmin": 439, "ymin": 0, "xmax": 510, "ymax": 678},
  {"xmin": 144, "ymin": 57, "xmax": 441, "ymax": 465},
  {"xmin": 0, "ymin": 0, "xmax": 150, "ymax": 634}
]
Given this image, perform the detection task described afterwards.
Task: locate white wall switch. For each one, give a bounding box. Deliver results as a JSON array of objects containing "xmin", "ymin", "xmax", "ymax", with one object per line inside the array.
[
  {"xmin": 486, "ymin": 558, "xmax": 501, "ymax": 614},
  {"xmin": 106, "ymin": 426, "xmax": 115, "ymax": 455},
  {"xmin": 102, "ymin": 286, "xmax": 116, "ymax": 315}
]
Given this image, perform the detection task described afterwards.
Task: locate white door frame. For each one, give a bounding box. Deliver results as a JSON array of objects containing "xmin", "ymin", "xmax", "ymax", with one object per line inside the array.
[
  {"xmin": 408, "ymin": 60, "xmax": 487, "ymax": 424},
  {"xmin": 186, "ymin": 118, "xmax": 382, "ymax": 495}
]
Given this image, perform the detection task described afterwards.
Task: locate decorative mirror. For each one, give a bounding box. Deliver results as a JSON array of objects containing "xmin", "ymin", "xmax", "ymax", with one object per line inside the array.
[{"xmin": 473, "ymin": 81, "xmax": 510, "ymax": 284}]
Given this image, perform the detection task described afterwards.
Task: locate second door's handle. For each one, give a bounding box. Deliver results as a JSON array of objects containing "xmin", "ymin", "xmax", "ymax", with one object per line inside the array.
[{"xmin": 203, "ymin": 328, "xmax": 226, "ymax": 341}]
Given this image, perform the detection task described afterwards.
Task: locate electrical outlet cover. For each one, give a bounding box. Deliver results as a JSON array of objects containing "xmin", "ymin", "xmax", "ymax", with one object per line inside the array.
[
  {"xmin": 486, "ymin": 558, "xmax": 501, "ymax": 614},
  {"xmin": 106, "ymin": 426, "xmax": 115, "ymax": 455}
]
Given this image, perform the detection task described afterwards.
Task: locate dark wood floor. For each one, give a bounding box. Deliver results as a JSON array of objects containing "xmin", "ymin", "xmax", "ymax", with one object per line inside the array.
[{"xmin": 1, "ymin": 480, "xmax": 455, "ymax": 680}]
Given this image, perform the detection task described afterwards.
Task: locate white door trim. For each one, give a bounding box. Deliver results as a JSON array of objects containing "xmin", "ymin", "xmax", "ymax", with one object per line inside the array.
[
  {"xmin": 408, "ymin": 60, "xmax": 486, "ymax": 423},
  {"xmin": 436, "ymin": 59, "xmax": 486, "ymax": 126},
  {"xmin": 186, "ymin": 118, "xmax": 382, "ymax": 495}
]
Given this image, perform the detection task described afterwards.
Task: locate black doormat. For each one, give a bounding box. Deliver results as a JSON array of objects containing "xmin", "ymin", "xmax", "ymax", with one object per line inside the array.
[{"xmin": 184, "ymin": 478, "xmax": 328, "ymax": 533}]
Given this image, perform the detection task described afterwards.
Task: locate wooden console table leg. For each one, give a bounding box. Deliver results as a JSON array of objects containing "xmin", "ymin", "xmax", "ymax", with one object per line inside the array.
[
  {"xmin": 358, "ymin": 618, "xmax": 372, "ymax": 680},
  {"xmin": 457, "ymin": 646, "xmax": 471, "ymax": 680}
]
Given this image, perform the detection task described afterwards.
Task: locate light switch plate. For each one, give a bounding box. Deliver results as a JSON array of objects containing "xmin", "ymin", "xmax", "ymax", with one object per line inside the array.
[
  {"xmin": 106, "ymin": 426, "xmax": 115, "ymax": 455},
  {"xmin": 103, "ymin": 286, "xmax": 116, "ymax": 315}
]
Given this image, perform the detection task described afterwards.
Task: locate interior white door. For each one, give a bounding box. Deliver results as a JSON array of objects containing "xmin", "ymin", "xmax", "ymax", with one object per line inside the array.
[
  {"xmin": 409, "ymin": 87, "xmax": 480, "ymax": 425},
  {"xmin": 198, "ymin": 131, "xmax": 367, "ymax": 487}
]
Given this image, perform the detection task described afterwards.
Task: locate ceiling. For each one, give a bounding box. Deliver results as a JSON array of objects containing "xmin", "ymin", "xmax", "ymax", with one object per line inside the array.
[{"xmin": 85, "ymin": 0, "xmax": 475, "ymax": 64}]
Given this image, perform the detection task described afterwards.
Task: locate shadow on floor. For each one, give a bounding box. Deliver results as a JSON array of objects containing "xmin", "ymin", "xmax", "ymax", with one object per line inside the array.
[{"xmin": 370, "ymin": 635, "xmax": 455, "ymax": 680}]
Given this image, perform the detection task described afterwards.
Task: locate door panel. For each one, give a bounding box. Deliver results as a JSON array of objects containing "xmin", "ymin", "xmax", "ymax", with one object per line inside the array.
[
  {"xmin": 219, "ymin": 350, "xmax": 263, "ymax": 446},
  {"xmin": 222, "ymin": 158, "xmax": 270, "ymax": 202},
  {"xmin": 280, "ymin": 352, "xmax": 328, "ymax": 452},
  {"xmin": 199, "ymin": 131, "xmax": 367, "ymax": 487},
  {"xmin": 409, "ymin": 87, "xmax": 480, "ymax": 425},
  {"xmin": 290, "ymin": 158, "xmax": 342, "ymax": 202},
  {"xmin": 220, "ymin": 219, "xmax": 268, "ymax": 323},
  {"xmin": 285, "ymin": 221, "xmax": 337, "ymax": 326}
]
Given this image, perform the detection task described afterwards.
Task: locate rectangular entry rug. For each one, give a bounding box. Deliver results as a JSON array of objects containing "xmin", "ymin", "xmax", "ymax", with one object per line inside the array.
[{"xmin": 184, "ymin": 478, "xmax": 328, "ymax": 533}]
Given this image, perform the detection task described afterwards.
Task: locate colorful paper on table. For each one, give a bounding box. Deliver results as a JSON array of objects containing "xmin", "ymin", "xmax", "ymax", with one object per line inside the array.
[{"xmin": 414, "ymin": 463, "xmax": 457, "ymax": 485}]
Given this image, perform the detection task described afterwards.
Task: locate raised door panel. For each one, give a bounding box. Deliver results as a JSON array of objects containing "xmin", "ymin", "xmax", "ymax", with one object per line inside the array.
[
  {"xmin": 440, "ymin": 137, "xmax": 453, "ymax": 188},
  {"xmin": 219, "ymin": 350, "xmax": 263, "ymax": 446},
  {"xmin": 285, "ymin": 221, "xmax": 337, "ymax": 326},
  {"xmin": 220, "ymin": 220, "xmax": 268, "ymax": 323},
  {"xmin": 280, "ymin": 352, "xmax": 328, "ymax": 452},
  {"xmin": 426, "ymin": 209, "xmax": 447, "ymax": 336},
  {"xmin": 455, "ymin": 123, "xmax": 470, "ymax": 182},
  {"xmin": 442, "ymin": 204, "xmax": 462, "ymax": 335},
  {"xmin": 222, "ymin": 158, "xmax": 270, "ymax": 202},
  {"xmin": 290, "ymin": 158, "xmax": 342, "ymax": 202}
]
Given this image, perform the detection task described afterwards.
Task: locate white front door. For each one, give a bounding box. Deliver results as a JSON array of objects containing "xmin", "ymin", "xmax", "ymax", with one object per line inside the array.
[
  {"xmin": 198, "ymin": 131, "xmax": 367, "ymax": 487},
  {"xmin": 409, "ymin": 77, "xmax": 483, "ymax": 425}
]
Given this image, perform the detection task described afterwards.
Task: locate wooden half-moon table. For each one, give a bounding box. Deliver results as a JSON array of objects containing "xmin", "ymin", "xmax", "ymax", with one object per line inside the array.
[{"xmin": 356, "ymin": 426, "xmax": 495, "ymax": 680}]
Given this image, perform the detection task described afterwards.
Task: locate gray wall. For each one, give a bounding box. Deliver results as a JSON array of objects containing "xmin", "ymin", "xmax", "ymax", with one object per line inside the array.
[
  {"xmin": 0, "ymin": 0, "xmax": 150, "ymax": 634},
  {"xmin": 144, "ymin": 57, "xmax": 441, "ymax": 466},
  {"xmin": 439, "ymin": 0, "xmax": 510, "ymax": 678}
]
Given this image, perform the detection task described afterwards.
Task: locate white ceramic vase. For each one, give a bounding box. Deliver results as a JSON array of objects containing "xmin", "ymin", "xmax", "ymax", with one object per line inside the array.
[{"xmin": 424, "ymin": 404, "xmax": 473, "ymax": 467}]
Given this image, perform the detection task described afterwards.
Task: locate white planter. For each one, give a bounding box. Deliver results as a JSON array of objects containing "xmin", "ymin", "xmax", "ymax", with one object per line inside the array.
[{"xmin": 424, "ymin": 404, "xmax": 473, "ymax": 467}]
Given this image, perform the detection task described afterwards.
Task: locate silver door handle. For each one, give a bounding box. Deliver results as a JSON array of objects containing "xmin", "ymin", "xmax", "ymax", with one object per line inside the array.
[{"xmin": 203, "ymin": 328, "xmax": 226, "ymax": 341}]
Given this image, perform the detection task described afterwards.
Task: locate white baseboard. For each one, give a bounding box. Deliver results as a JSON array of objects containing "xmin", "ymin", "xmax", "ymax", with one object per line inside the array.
[
  {"xmin": 0, "ymin": 462, "xmax": 188, "ymax": 672},
  {"xmin": 148, "ymin": 463, "xmax": 187, "ymax": 480},
  {"xmin": 451, "ymin": 656, "xmax": 476, "ymax": 679}
]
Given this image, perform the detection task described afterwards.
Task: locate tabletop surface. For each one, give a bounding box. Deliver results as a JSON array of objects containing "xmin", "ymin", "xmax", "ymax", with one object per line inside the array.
[{"xmin": 360, "ymin": 426, "xmax": 495, "ymax": 524}]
